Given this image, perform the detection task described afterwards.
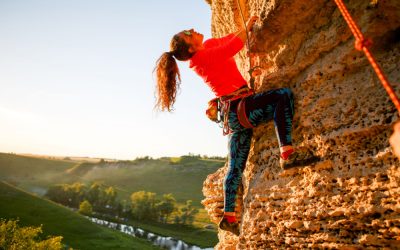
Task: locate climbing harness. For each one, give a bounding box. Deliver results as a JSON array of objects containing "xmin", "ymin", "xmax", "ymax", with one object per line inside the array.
[
  {"xmin": 236, "ymin": 0, "xmax": 261, "ymax": 90},
  {"xmin": 237, "ymin": 98, "xmax": 256, "ymax": 129},
  {"xmin": 333, "ymin": 0, "xmax": 400, "ymax": 114},
  {"xmin": 206, "ymin": 87, "xmax": 255, "ymax": 134},
  {"xmin": 220, "ymin": 87, "xmax": 255, "ymax": 135}
]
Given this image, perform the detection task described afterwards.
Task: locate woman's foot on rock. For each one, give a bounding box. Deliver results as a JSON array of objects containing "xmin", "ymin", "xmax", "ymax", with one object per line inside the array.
[
  {"xmin": 218, "ymin": 217, "xmax": 240, "ymax": 236},
  {"xmin": 280, "ymin": 148, "xmax": 320, "ymax": 170}
]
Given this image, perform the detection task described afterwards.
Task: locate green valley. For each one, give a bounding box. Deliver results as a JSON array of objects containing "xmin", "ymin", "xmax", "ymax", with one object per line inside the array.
[
  {"xmin": 0, "ymin": 181, "xmax": 159, "ymax": 250},
  {"xmin": 0, "ymin": 152, "xmax": 224, "ymax": 248}
]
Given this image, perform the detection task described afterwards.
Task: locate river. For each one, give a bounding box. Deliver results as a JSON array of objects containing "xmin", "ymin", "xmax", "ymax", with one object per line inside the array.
[{"xmin": 88, "ymin": 217, "xmax": 214, "ymax": 250}]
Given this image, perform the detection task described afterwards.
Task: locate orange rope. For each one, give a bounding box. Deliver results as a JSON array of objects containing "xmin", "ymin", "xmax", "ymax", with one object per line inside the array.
[{"xmin": 333, "ymin": 0, "xmax": 400, "ymax": 114}]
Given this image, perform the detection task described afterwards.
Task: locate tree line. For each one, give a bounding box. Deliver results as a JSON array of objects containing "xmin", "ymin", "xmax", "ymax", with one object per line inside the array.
[{"xmin": 45, "ymin": 182, "xmax": 198, "ymax": 225}]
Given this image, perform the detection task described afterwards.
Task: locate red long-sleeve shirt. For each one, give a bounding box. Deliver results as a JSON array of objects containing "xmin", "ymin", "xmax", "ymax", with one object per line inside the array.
[{"xmin": 189, "ymin": 33, "xmax": 247, "ymax": 97}]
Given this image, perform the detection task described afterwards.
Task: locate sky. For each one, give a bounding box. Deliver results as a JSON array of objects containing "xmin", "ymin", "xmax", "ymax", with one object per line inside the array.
[{"xmin": 0, "ymin": 0, "xmax": 230, "ymax": 160}]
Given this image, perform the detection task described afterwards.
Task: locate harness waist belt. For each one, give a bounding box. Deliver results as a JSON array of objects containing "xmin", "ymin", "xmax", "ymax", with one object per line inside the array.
[
  {"xmin": 237, "ymin": 98, "xmax": 255, "ymax": 129},
  {"xmin": 219, "ymin": 86, "xmax": 255, "ymax": 134},
  {"xmin": 220, "ymin": 86, "xmax": 253, "ymax": 102}
]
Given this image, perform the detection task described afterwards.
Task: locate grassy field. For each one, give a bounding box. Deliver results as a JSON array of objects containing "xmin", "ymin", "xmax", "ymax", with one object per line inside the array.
[{"xmin": 0, "ymin": 181, "xmax": 159, "ymax": 250}]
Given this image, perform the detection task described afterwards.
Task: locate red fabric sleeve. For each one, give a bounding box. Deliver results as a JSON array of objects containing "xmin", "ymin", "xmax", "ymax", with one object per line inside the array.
[
  {"xmin": 203, "ymin": 33, "xmax": 236, "ymax": 48},
  {"xmin": 189, "ymin": 33, "xmax": 248, "ymax": 97},
  {"xmin": 201, "ymin": 34, "xmax": 244, "ymax": 65}
]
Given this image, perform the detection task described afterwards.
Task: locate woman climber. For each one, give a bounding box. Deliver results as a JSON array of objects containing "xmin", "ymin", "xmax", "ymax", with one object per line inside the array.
[{"xmin": 154, "ymin": 16, "xmax": 318, "ymax": 236}]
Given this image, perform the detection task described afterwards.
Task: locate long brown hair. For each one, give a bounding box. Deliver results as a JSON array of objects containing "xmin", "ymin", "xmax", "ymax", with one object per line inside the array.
[{"xmin": 154, "ymin": 33, "xmax": 194, "ymax": 112}]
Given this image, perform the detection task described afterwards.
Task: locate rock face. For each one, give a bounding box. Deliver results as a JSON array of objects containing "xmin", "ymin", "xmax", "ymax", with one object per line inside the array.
[{"xmin": 202, "ymin": 0, "xmax": 400, "ymax": 249}]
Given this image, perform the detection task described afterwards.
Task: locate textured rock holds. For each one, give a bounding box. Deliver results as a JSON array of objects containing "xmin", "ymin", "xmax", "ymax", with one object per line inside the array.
[{"xmin": 202, "ymin": 0, "xmax": 400, "ymax": 249}]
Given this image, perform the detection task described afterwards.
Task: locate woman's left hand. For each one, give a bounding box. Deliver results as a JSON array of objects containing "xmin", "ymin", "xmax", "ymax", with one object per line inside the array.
[{"xmin": 246, "ymin": 16, "xmax": 259, "ymax": 31}]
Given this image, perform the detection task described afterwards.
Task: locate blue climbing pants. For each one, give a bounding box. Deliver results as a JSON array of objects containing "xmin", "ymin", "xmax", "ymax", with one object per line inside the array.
[{"xmin": 224, "ymin": 88, "xmax": 294, "ymax": 212}]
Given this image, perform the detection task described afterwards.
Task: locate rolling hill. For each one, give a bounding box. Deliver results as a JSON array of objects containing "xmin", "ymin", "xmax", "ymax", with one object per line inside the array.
[{"xmin": 0, "ymin": 153, "xmax": 225, "ymax": 206}]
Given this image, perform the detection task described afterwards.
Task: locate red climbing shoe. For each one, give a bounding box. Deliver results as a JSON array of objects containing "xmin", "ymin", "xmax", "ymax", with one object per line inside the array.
[
  {"xmin": 218, "ymin": 217, "xmax": 240, "ymax": 236},
  {"xmin": 280, "ymin": 148, "xmax": 320, "ymax": 170}
]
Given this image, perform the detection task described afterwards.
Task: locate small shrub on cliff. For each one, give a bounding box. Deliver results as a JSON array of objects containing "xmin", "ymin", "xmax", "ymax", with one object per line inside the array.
[{"xmin": 0, "ymin": 219, "xmax": 63, "ymax": 250}]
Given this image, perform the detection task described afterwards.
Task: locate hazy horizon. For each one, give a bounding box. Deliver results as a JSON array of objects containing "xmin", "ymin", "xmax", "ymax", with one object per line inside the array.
[{"xmin": 2, "ymin": 151, "xmax": 226, "ymax": 161}]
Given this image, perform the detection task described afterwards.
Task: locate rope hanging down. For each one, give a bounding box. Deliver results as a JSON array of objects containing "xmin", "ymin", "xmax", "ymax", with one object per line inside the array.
[
  {"xmin": 237, "ymin": 0, "xmax": 260, "ymax": 90},
  {"xmin": 333, "ymin": 0, "xmax": 400, "ymax": 114}
]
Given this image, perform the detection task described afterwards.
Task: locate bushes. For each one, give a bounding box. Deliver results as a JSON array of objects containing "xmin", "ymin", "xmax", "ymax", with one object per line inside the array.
[
  {"xmin": 46, "ymin": 182, "xmax": 120, "ymax": 216},
  {"xmin": 130, "ymin": 191, "xmax": 198, "ymax": 225},
  {"xmin": 79, "ymin": 200, "xmax": 93, "ymax": 216},
  {"xmin": 0, "ymin": 219, "xmax": 63, "ymax": 250},
  {"xmin": 130, "ymin": 191, "xmax": 158, "ymax": 220},
  {"xmin": 157, "ymin": 194, "xmax": 176, "ymax": 223},
  {"xmin": 175, "ymin": 200, "xmax": 198, "ymax": 225}
]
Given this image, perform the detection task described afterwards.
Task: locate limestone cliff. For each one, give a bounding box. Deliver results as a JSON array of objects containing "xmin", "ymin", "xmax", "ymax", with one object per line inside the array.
[{"xmin": 201, "ymin": 0, "xmax": 400, "ymax": 249}]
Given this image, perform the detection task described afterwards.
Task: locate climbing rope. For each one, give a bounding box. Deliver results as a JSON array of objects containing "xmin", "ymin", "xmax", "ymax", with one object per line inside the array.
[
  {"xmin": 333, "ymin": 0, "xmax": 400, "ymax": 114},
  {"xmin": 236, "ymin": 0, "xmax": 259, "ymax": 90}
]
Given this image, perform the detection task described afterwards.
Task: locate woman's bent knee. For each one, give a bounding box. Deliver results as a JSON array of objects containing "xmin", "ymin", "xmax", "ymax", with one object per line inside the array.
[{"xmin": 281, "ymin": 88, "xmax": 293, "ymax": 97}]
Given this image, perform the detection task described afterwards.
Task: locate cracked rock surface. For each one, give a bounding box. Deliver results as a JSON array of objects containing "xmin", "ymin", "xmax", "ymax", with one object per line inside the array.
[{"xmin": 202, "ymin": 0, "xmax": 400, "ymax": 248}]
